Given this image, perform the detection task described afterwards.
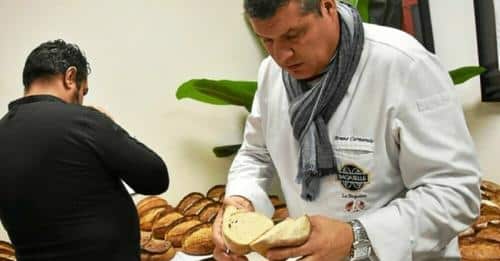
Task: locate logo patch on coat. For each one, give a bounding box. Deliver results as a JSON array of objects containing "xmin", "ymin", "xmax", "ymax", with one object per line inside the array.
[
  {"xmin": 345, "ymin": 199, "xmax": 366, "ymax": 213},
  {"xmin": 338, "ymin": 164, "xmax": 369, "ymax": 191}
]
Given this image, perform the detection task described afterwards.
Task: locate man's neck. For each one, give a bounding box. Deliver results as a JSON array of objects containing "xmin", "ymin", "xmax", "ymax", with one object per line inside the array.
[{"xmin": 24, "ymin": 84, "xmax": 67, "ymax": 103}]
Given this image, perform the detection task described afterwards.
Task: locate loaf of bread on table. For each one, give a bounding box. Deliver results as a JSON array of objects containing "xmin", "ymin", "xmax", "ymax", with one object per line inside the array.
[
  {"xmin": 176, "ymin": 192, "xmax": 204, "ymax": 213},
  {"xmin": 184, "ymin": 198, "xmax": 214, "ymax": 216},
  {"xmin": 140, "ymin": 207, "xmax": 170, "ymax": 231},
  {"xmin": 206, "ymin": 185, "xmax": 226, "ymax": 202},
  {"xmin": 182, "ymin": 223, "xmax": 215, "ymax": 255},
  {"xmin": 165, "ymin": 215, "xmax": 202, "ymax": 247},
  {"xmin": 199, "ymin": 202, "xmax": 222, "ymax": 223},
  {"xmin": 137, "ymin": 196, "xmax": 170, "ymax": 216},
  {"xmin": 141, "ymin": 238, "xmax": 176, "ymax": 261},
  {"xmin": 151, "ymin": 211, "xmax": 184, "ymax": 239}
]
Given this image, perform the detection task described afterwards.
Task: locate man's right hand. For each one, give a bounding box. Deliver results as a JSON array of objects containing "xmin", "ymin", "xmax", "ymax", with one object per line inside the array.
[{"xmin": 212, "ymin": 196, "xmax": 254, "ymax": 261}]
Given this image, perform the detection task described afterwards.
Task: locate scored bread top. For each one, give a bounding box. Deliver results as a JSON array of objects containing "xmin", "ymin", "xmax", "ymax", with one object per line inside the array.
[
  {"xmin": 176, "ymin": 192, "xmax": 204, "ymax": 213},
  {"xmin": 182, "ymin": 223, "xmax": 214, "ymax": 256},
  {"xmin": 152, "ymin": 212, "xmax": 184, "ymax": 239},
  {"xmin": 481, "ymin": 180, "xmax": 500, "ymax": 193},
  {"xmin": 137, "ymin": 196, "xmax": 169, "ymax": 215},
  {"xmin": 206, "ymin": 185, "xmax": 226, "ymax": 201},
  {"xmin": 184, "ymin": 198, "xmax": 215, "ymax": 216},
  {"xmin": 140, "ymin": 207, "xmax": 170, "ymax": 231},
  {"xmin": 199, "ymin": 202, "xmax": 222, "ymax": 223}
]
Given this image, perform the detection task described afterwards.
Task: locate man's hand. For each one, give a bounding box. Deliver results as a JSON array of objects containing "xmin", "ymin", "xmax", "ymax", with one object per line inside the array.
[
  {"xmin": 266, "ymin": 215, "xmax": 353, "ymax": 261},
  {"xmin": 212, "ymin": 196, "xmax": 254, "ymax": 261}
]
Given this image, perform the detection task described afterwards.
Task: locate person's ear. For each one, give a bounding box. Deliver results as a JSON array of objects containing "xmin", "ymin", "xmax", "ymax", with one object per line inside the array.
[
  {"xmin": 63, "ymin": 66, "xmax": 78, "ymax": 90},
  {"xmin": 322, "ymin": 0, "xmax": 335, "ymax": 15}
]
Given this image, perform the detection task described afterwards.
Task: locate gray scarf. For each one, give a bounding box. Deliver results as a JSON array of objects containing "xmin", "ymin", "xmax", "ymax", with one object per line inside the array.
[{"xmin": 282, "ymin": 3, "xmax": 365, "ymax": 201}]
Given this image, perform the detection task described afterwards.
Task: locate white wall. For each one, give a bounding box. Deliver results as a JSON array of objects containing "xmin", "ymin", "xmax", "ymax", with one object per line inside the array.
[
  {"xmin": 0, "ymin": 0, "xmax": 266, "ymax": 241},
  {"xmin": 429, "ymin": 0, "xmax": 500, "ymax": 184},
  {"xmin": 0, "ymin": 0, "xmax": 499, "ymax": 242}
]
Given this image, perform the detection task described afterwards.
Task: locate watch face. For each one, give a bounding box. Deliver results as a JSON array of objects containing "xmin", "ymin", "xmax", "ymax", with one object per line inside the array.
[{"xmin": 352, "ymin": 246, "xmax": 371, "ymax": 260}]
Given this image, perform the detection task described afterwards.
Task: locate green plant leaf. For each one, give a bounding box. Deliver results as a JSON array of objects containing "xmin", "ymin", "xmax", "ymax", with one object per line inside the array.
[
  {"xmin": 449, "ymin": 66, "xmax": 486, "ymax": 85},
  {"xmin": 343, "ymin": 0, "xmax": 369, "ymax": 22},
  {"xmin": 176, "ymin": 79, "xmax": 257, "ymax": 111},
  {"xmin": 356, "ymin": 0, "xmax": 370, "ymax": 23},
  {"xmin": 213, "ymin": 144, "xmax": 241, "ymax": 157}
]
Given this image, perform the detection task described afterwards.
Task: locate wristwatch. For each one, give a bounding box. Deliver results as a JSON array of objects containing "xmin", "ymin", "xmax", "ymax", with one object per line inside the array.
[{"xmin": 348, "ymin": 219, "xmax": 372, "ymax": 261}]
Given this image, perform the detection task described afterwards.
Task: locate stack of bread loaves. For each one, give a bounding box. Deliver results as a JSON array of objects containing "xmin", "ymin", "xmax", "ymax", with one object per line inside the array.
[
  {"xmin": 136, "ymin": 184, "xmax": 290, "ymax": 259},
  {"xmin": 459, "ymin": 180, "xmax": 500, "ymax": 260}
]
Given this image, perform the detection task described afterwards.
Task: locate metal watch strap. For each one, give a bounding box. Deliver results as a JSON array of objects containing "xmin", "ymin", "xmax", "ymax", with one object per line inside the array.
[{"xmin": 349, "ymin": 219, "xmax": 372, "ymax": 261}]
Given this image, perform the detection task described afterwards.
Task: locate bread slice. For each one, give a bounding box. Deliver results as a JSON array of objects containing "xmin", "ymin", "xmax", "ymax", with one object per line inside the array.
[
  {"xmin": 250, "ymin": 216, "xmax": 311, "ymax": 257},
  {"xmin": 222, "ymin": 208, "xmax": 274, "ymax": 255},
  {"xmin": 182, "ymin": 223, "xmax": 215, "ymax": 255},
  {"xmin": 176, "ymin": 193, "xmax": 204, "ymax": 213},
  {"xmin": 199, "ymin": 202, "xmax": 222, "ymax": 223},
  {"xmin": 184, "ymin": 198, "xmax": 214, "ymax": 216},
  {"xmin": 166, "ymin": 216, "xmax": 202, "ymax": 247},
  {"xmin": 207, "ymin": 185, "xmax": 226, "ymax": 201}
]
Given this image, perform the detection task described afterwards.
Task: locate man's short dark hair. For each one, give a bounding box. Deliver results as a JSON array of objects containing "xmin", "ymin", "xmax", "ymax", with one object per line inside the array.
[
  {"xmin": 22, "ymin": 39, "xmax": 91, "ymax": 89},
  {"xmin": 244, "ymin": 0, "xmax": 321, "ymax": 19}
]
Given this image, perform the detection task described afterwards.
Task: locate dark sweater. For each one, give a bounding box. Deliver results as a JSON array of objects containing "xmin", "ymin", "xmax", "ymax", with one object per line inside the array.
[{"xmin": 0, "ymin": 95, "xmax": 169, "ymax": 261}]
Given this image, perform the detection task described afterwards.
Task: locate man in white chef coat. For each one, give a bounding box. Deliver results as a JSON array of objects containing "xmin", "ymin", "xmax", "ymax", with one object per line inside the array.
[{"xmin": 212, "ymin": 0, "xmax": 481, "ymax": 260}]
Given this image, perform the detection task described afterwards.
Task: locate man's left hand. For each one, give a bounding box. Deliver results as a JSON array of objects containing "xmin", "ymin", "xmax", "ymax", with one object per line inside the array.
[{"xmin": 266, "ymin": 215, "xmax": 353, "ymax": 261}]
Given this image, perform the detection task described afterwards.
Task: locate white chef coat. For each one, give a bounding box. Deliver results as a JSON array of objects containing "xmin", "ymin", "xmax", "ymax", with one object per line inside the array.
[{"xmin": 225, "ymin": 22, "xmax": 481, "ymax": 260}]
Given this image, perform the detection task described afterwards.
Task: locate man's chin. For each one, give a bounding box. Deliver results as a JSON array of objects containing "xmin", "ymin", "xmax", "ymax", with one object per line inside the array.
[{"xmin": 287, "ymin": 70, "xmax": 314, "ymax": 80}]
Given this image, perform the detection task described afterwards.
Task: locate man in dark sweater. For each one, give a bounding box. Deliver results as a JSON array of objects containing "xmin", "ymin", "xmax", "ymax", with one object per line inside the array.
[{"xmin": 0, "ymin": 39, "xmax": 169, "ymax": 260}]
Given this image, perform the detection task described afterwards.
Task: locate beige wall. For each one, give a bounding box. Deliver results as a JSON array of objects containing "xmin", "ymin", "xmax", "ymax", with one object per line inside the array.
[
  {"xmin": 0, "ymin": 0, "xmax": 498, "ymax": 242},
  {"xmin": 429, "ymin": 0, "xmax": 500, "ymax": 184}
]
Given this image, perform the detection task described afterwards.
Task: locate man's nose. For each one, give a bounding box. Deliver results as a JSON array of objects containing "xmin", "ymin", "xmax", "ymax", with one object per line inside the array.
[{"xmin": 273, "ymin": 41, "xmax": 294, "ymax": 65}]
